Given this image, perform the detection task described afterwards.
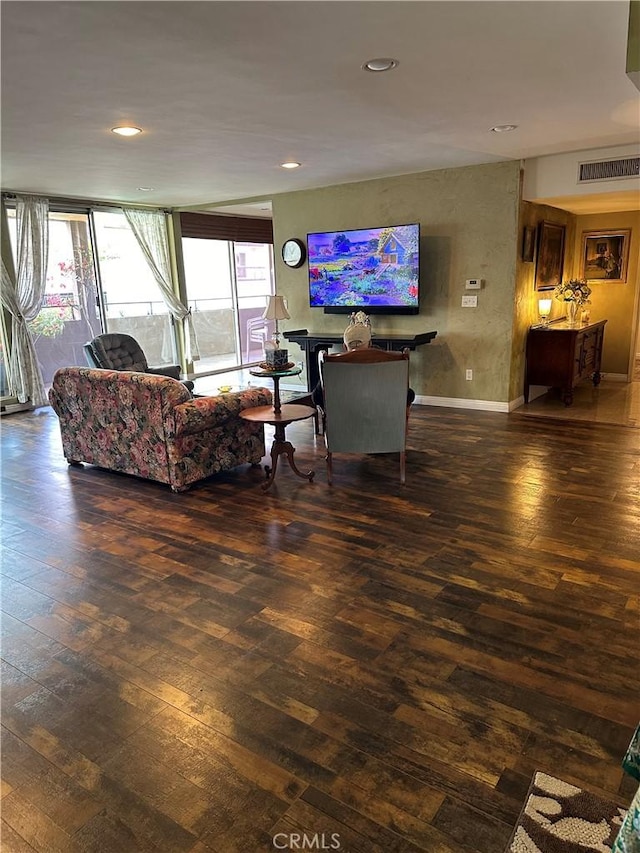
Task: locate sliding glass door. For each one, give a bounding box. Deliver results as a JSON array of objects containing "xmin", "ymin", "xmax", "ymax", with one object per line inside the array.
[
  {"xmin": 4, "ymin": 206, "xmax": 177, "ymax": 394},
  {"xmin": 182, "ymin": 238, "xmax": 274, "ymax": 376},
  {"xmin": 4, "ymin": 202, "xmax": 272, "ymax": 399},
  {"xmin": 235, "ymin": 242, "xmax": 276, "ymax": 365},
  {"xmin": 93, "ymin": 211, "xmax": 174, "ymax": 366},
  {"xmin": 5, "ymin": 209, "xmax": 102, "ymax": 386}
]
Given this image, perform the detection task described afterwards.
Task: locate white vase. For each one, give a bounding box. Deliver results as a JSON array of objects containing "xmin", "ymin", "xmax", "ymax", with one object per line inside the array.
[{"xmin": 566, "ymin": 302, "xmax": 579, "ymax": 325}]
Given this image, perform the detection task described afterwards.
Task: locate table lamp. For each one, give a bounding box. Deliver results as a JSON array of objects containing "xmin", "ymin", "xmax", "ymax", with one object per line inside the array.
[
  {"xmin": 538, "ymin": 298, "xmax": 552, "ymax": 327},
  {"xmin": 262, "ymin": 295, "xmax": 290, "ymax": 369}
]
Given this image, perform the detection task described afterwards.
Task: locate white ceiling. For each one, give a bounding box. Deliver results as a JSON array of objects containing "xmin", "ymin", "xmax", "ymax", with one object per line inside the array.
[{"xmin": 1, "ymin": 1, "xmax": 639, "ymax": 211}]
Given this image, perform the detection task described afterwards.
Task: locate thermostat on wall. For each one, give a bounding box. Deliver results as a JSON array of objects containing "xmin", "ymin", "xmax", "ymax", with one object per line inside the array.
[{"xmin": 465, "ymin": 278, "xmax": 483, "ymax": 289}]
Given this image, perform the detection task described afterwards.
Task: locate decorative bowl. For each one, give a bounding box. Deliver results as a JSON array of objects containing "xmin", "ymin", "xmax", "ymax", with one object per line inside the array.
[{"xmin": 258, "ymin": 362, "xmax": 295, "ymax": 371}]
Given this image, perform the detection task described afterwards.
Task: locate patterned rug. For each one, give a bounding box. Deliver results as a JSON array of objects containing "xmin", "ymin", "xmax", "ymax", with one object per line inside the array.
[{"xmin": 505, "ymin": 771, "xmax": 626, "ymax": 852}]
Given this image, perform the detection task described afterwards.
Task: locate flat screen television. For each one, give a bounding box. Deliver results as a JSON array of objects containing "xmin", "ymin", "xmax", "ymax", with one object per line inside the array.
[{"xmin": 307, "ymin": 222, "xmax": 420, "ymax": 315}]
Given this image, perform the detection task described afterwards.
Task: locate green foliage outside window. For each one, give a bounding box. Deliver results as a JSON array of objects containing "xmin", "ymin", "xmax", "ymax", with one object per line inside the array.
[{"xmin": 28, "ymin": 308, "xmax": 67, "ymax": 339}]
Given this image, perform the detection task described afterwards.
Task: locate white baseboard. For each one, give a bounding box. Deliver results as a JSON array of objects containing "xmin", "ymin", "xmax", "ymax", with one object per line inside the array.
[
  {"xmin": 603, "ymin": 373, "xmax": 628, "ymax": 382},
  {"xmin": 420, "ymin": 374, "xmax": 635, "ymax": 414},
  {"xmin": 0, "ymin": 401, "xmax": 33, "ymax": 415},
  {"xmin": 414, "ymin": 394, "xmax": 510, "ymax": 413},
  {"xmin": 377, "ymin": 374, "xmax": 634, "ymax": 415}
]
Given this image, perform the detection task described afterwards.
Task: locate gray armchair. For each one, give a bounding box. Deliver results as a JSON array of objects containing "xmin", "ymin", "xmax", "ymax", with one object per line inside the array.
[
  {"xmin": 83, "ymin": 333, "xmax": 194, "ymax": 391},
  {"xmin": 320, "ymin": 347, "xmax": 410, "ymax": 484}
]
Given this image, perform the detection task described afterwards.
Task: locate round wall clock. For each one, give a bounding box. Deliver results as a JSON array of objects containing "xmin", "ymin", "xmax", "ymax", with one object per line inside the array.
[{"xmin": 282, "ymin": 238, "xmax": 306, "ymax": 268}]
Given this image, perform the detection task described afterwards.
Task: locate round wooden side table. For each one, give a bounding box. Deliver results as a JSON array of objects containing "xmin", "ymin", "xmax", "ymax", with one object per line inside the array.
[{"xmin": 239, "ymin": 403, "xmax": 315, "ymax": 490}]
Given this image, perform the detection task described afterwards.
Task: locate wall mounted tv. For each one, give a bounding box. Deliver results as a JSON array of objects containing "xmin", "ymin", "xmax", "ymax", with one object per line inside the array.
[{"xmin": 307, "ymin": 222, "xmax": 420, "ymax": 315}]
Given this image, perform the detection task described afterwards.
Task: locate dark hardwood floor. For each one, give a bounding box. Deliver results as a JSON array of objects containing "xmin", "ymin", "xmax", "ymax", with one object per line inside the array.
[{"xmin": 1, "ymin": 404, "xmax": 639, "ymax": 852}]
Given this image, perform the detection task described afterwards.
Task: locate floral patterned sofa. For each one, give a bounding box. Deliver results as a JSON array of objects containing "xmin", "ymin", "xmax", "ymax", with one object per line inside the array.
[{"xmin": 49, "ymin": 367, "xmax": 271, "ymax": 492}]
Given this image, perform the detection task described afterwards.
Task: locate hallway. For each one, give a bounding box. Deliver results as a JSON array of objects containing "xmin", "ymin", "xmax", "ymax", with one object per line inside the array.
[{"xmin": 516, "ymin": 378, "xmax": 640, "ymax": 429}]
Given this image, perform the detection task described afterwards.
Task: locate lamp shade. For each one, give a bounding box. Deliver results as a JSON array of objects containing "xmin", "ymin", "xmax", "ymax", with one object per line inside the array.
[
  {"xmin": 262, "ymin": 295, "xmax": 290, "ymax": 322},
  {"xmin": 538, "ymin": 298, "xmax": 552, "ymax": 327},
  {"xmin": 538, "ymin": 299, "xmax": 552, "ymax": 317}
]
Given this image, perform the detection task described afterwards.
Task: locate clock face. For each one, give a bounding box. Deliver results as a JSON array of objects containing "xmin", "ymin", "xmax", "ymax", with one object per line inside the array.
[{"xmin": 282, "ymin": 238, "xmax": 306, "ymax": 268}]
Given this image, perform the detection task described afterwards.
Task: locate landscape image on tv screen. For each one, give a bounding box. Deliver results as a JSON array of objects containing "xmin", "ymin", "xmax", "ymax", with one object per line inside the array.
[{"xmin": 308, "ymin": 223, "xmax": 419, "ymax": 309}]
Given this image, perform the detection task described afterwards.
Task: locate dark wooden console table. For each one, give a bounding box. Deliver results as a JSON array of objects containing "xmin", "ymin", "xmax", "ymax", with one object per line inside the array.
[
  {"xmin": 525, "ymin": 319, "xmax": 607, "ymax": 406},
  {"xmin": 283, "ymin": 328, "xmax": 438, "ymax": 391}
]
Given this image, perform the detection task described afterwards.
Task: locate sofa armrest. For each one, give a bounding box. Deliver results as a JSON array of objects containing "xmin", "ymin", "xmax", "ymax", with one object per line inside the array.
[{"xmin": 173, "ymin": 387, "xmax": 272, "ymax": 436}]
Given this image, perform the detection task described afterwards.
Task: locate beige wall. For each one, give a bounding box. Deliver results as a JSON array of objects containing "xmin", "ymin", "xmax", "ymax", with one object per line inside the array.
[
  {"xmin": 569, "ymin": 210, "xmax": 640, "ymax": 375},
  {"xmin": 271, "ymin": 161, "xmax": 521, "ymax": 404}
]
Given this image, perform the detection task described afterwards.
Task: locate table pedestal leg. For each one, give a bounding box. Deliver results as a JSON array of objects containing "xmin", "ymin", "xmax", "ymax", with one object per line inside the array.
[
  {"xmin": 262, "ymin": 423, "xmax": 315, "ymax": 490},
  {"xmin": 272, "ymin": 376, "xmax": 282, "ymax": 414}
]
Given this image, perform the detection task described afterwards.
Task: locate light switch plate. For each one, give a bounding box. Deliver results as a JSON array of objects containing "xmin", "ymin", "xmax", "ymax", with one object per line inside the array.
[{"xmin": 461, "ymin": 294, "xmax": 478, "ymax": 307}]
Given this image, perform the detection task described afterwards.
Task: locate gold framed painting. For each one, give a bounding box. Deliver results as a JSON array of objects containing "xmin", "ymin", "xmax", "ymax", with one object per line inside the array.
[
  {"xmin": 581, "ymin": 229, "xmax": 631, "ymax": 283},
  {"xmin": 534, "ymin": 221, "xmax": 565, "ymax": 291},
  {"xmin": 522, "ymin": 226, "xmax": 536, "ymax": 263}
]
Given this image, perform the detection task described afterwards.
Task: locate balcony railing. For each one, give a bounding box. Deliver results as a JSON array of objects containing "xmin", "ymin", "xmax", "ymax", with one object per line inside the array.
[{"xmin": 105, "ymin": 299, "xmax": 171, "ymax": 318}]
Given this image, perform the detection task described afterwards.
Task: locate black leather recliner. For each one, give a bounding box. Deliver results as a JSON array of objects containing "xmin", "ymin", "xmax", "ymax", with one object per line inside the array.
[{"xmin": 83, "ymin": 333, "xmax": 194, "ymax": 391}]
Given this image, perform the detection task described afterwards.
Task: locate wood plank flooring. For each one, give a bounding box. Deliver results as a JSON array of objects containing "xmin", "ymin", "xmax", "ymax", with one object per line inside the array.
[{"xmin": 1, "ymin": 404, "xmax": 639, "ymax": 852}]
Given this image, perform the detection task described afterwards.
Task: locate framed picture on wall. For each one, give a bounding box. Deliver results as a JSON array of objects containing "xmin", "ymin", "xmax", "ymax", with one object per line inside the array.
[
  {"xmin": 534, "ymin": 221, "xmax": 565, "ymax": 291},
  {"xmin": 522, "ymin": 226, "xmax": 535, "ymax": 263},
  {"xmin": 581, "ymin": 229, "xmax": 631, "ymax": 283}
]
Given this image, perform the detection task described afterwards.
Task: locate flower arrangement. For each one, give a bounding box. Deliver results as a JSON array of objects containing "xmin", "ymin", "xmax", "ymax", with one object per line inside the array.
[{"xmin": 553, "ymin": 278, "xmax": 592, "ymax": 306}]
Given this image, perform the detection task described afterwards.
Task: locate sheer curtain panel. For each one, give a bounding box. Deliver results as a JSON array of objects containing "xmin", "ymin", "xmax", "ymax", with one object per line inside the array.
[
  {"xmin": 0, "ymin": 196, "xmax": 49, "ymax": 406},
  {"xmin": 123, "ymin": 208, "xmax": 199, "ymax": 362}
]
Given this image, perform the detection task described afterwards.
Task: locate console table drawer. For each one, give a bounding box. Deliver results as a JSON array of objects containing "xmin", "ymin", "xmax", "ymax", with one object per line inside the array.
[{"xmin": 525, "ymin": 319, "xmax": 607, "ymax": 406}]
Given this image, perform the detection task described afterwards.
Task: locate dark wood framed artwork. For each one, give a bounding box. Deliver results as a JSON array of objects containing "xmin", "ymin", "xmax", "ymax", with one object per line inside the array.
[
  {"xmin": 581, "ymin": 229, "xmax": 631, "ymax": 283},
  {"xmin": 535, "ymin": 221, "xmax": 565, "ymax": 291},
  {"xmin": 522, "ymin": 226, "xmax": 535, "ymax": 262}
]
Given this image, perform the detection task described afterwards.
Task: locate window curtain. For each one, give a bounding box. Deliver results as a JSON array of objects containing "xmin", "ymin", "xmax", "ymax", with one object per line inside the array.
[
  {"xmin": 123, "ymin": 208, "xmax": 200, "ymax": 361},
  {"xmin": 0, "ymin": 196, "xmax": 49, "ymax": 406}
]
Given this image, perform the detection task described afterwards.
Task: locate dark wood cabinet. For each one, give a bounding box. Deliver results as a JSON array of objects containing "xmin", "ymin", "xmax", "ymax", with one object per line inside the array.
[{"xmin": 525, "ymin": 319, "xmax": 607, "ymax": 405}]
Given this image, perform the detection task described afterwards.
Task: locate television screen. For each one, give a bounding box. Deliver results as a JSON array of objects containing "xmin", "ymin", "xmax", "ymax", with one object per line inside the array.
[{"xmin": 307, "ymin": 223, "xmax": 420, "ymax": 314}]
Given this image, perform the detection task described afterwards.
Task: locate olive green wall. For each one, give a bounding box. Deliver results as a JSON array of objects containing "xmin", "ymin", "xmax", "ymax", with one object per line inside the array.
[
  {"xmin": 570, "ymin": 210, "xmax": 640, "ymax": 375},
  {"xmin": 271, "ymin": 161, "xmax": 521, "ymax": 405}
]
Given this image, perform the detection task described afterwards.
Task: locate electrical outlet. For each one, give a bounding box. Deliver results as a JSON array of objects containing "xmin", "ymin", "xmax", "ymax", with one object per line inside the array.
[{"xmin": 465, "ymin": 369, "xmax": 473, "ymax": 381}]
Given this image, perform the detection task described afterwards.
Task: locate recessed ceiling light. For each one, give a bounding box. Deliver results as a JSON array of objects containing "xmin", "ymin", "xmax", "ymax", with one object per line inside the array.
[
  {"xmin": 363, "ymin": 58, "xmax": 398, "ymax": 72},
  {"xmin": 280, "ymin": 161, "xmax": 301, "ymax": 169},
  {"xmin": 490, "ymin": 124, "xmax": 518, "ymax": 133},
  {"xmin": 137, "ymin": 186, "xmax": 154, "ymax": 192},
  {"xmin": 111, "ymin": 126, "xmax": 142, "ymax": 137}
]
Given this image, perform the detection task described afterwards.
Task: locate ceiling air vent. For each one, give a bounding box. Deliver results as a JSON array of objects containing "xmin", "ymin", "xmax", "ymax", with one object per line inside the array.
[{"xmin": 578, "ymin": 157, "xmax": 640, "ymax": 183}]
